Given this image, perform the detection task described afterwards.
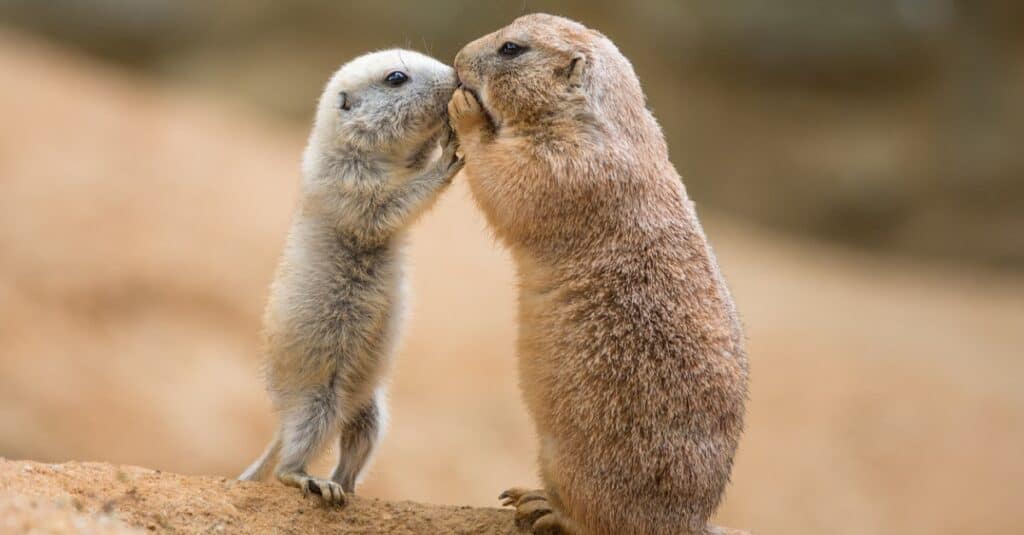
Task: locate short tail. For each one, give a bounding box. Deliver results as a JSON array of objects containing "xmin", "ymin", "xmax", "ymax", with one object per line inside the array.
[{"xmin": 238, "ymin": 434, "xmax": 282, "ymax": 481}]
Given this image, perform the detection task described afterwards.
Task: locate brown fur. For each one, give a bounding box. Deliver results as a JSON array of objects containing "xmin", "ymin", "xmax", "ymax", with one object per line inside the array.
[{"xmin": 449, "ymin": 14, "xmax": 748, "ymax": 535}]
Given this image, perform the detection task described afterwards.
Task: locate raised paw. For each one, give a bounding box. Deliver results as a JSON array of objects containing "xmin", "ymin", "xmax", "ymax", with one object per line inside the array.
[
  {"xmin": 279, "ymin": 472, "xmax": 347, "ymax": 507},
  {"xmin": 437, "ymin": 125, "xmax": 465, "ymax": 181},
  {"xmin": 447, "ymin": 87, "xmax": 487, "ymax": 135}
]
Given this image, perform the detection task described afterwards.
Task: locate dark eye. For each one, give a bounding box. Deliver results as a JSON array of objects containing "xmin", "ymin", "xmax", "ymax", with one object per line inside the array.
[
  {"xmin": 384, "ymin": 71, "xmax": 408, "ymax": 87},
  {"xmin": 498, "ymin": 41, "xmax": 526, "ymax": 58}
]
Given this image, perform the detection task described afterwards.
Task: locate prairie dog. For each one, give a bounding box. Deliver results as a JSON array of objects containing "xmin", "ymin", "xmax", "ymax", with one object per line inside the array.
[
  {"xmin": 239, "ymin": 49, "xmax": 461, "ymax": 506},
  {"xmin": 449, "ymin": 14, "xmax": 748, "ymax": 535}
]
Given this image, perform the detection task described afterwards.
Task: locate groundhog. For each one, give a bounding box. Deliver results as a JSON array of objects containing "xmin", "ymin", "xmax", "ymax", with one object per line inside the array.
[
  {"xmin": 239, "ymin": 49, "xmax": 461, "ymax": 506},
  {"xmin": 448, "ymin": 14, "xmax": 748, "ymax": 535}
]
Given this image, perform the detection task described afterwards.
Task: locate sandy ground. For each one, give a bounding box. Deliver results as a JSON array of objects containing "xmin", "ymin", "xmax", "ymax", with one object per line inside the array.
[
  {"xmin": 0, "ymin": 30, "xmax": 1022, "ymax": 534},
  {"xmin": 0, "ymin": 460, "xmax": 514, "ymax": 534}
]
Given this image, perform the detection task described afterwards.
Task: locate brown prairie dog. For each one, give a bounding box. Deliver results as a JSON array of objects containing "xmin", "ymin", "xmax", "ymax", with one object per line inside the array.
[
  {"xmin": 449, "ymin": 14, "xmax": 748, "ymax": 535},
  {"xmin": 239, "ymin": 49, "xmax": 461, "ymax": 506}
]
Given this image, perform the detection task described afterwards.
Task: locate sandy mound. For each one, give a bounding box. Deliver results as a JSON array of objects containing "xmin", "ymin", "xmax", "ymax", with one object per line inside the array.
[
  {"xmin": 0, "ymin": 460, "xmax": 514, "ymax": 534},
  {"xmin": 0, "ymin": 29, "xmax": 1021, "ymax": 534}
]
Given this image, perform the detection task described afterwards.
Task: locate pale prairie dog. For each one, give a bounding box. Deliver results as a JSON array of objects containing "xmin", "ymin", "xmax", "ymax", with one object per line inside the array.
[
  {"xmin": 239, "ymin": 49, "xmax": 461, "ymax": 506},
  {"xmin": 448, "ymin": 14, "xmax": 748, "ymax": 535}
]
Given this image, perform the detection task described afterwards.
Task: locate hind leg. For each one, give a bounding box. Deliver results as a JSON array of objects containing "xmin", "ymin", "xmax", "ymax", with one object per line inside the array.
[
  {"xmin": 330, "ymin": 389, "xmax": 386, "ymax": 493},
  {"xmin": 275, "ymin": 392, "xmax": 346, "ymax": 506},
  {"xmin": 500, "ymin": 437, "xmax": 581, "ymax": 534},
  {"xmin": 238, "ymin": 434, "xmax": 281, "ymax": 481}
]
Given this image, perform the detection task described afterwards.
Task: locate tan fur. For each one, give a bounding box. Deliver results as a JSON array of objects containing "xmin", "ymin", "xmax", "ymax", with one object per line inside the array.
[{"xmin": 449, "ymin": 14, "xmax": 748, "ymax": 535}]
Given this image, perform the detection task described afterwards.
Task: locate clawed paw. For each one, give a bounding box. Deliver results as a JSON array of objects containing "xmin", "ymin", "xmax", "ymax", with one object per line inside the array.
[
  {"xmin": 500, "ymin": 487, "xmax": 547, "ymax": 508},
  {"xmin": 279, "ymin": 472, "xmax": 347, "ymax": 507},
  {"xmin": 500, "ymin": 488, "xmax": 574, "ymax": 534},
  {"xmin": 302, "ymin": 477, "xmax": 346, "ymax": 506}
]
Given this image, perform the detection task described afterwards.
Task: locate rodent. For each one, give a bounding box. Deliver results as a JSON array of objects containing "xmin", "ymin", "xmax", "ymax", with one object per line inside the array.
[
  {"xmin": 448, "ymin": 14, "xmax": 749, "ymax": 535},
  {"xmin": 239, "ymin": 49, "xmax": 461, "ymax": 506}
]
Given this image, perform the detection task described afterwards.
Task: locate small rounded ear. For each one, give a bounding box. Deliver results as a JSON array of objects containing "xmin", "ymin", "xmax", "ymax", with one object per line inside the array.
[
  {"xmin": 339, "ymin": 91, "xmax": 352, "ymax": 111},
  {"xmin": 567, "ymin": 52, "xmax": 587, "ymax": 88}
]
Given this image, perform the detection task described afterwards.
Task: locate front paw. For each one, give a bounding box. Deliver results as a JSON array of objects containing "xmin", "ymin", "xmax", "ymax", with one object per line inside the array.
[
  {"xmin": 447, "ymin": 87, "xmax": 487, "ymax": 136},
  {"xmin": 432, "ymin": 125, "xmax": 464, "ymax": 183}
]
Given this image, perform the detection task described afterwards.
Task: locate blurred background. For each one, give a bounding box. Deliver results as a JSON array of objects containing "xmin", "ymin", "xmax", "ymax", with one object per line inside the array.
[{"xmin": 0, "ymin": 1, "xmax": 1021, "ymax": 533}]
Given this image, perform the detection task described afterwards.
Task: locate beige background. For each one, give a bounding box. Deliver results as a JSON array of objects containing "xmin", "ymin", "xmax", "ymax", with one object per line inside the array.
[{"xmin": 1, "ymin": 8, "xmax": 1023, "ymax": 533}]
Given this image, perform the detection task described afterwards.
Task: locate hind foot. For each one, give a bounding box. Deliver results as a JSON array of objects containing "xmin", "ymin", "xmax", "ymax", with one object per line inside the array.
[
  {"xmin": 499, "ymin": 488, "xmax": 577, "ymax": 535},
  {"xmin": 278, "ymin": 471, "xmax": 346, "ymax": 506}
]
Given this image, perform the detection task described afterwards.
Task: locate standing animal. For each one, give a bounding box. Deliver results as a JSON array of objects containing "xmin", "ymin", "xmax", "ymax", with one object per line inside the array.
[
  {"xmin": 448, "ymin": 14, "xmax": 749, "ymax": 534},
  {"xmin": 239, "ymin": 49, "xmax": 462, "ymax": 506}
]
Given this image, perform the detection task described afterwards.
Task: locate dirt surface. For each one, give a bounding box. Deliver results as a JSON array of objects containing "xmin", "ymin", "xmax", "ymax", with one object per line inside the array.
[
  {"xmin": 0, "ymin": 29, "xmax": 1022, "ymax": 535},
  {"xmin": 0, "ymin": 460, "xmax": 514, "ymax": 534},
  {"xmin": 1, "ymin": 461, "xmax": 751, "ymax": 534}
]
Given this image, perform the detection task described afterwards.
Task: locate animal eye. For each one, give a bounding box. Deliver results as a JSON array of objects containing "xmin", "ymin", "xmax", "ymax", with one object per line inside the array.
[
  {"xmin": 498, "ymin": 42, "xmax": 526, "ymax": 58},
  {"xmin": 384, "ymin": 71, "xmax": 409, "ymax": 87}
]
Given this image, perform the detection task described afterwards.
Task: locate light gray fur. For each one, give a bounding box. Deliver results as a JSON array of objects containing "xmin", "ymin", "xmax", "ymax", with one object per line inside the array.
[{"xmin": 238, "ymin": 49, "xmax": 461, "ymax": 506}]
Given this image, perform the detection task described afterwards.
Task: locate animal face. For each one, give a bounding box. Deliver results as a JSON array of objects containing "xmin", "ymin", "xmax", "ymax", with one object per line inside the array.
[
  {"xmin": 315, "ymin": 49, "xmax": 456, "ymax": 155},
  {"xmin": 453, "ymin": 14, "xmax": 593, "ymax": 128}
]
